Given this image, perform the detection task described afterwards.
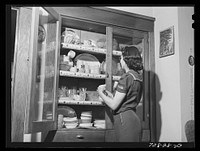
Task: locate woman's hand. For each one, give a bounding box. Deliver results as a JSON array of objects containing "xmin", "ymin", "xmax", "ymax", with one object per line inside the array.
[
  {"xmin": 97, "ymin": 84, "xmax": 106, "ymax": 93},
  {"xmin": 113, "ymin": 81, "xmax": 118, "ymax": 91},
  {"xmin": 97, "ymin": 84, "xmax": 106, "ymax": 103}
]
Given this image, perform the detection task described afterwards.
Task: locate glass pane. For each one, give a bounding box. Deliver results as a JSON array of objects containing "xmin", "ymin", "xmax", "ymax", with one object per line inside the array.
[
  {"xmin": 112, "ymin": 27, "xmax": 145, "ymax": 76},
  {"xmin": 112, "ymin": 27, "xmax": 145, "ymax": 120},
  {"xmin": 34, "ymin": 7, "xmax": 57, "ymax": 121}
]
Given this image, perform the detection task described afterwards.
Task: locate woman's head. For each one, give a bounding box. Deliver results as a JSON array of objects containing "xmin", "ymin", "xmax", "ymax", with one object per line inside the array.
[{"xmin": 120, "ymin": 46, "xmax": 143, "ymax": 71}]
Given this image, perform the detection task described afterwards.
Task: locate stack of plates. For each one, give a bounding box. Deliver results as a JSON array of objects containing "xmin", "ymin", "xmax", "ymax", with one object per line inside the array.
[
  {"xmin": 93, "ymin": 119, "xmax": 105, "ymax": 129},
  {"xmin": 63, "ymin": 117, "xmax": 78, "ymax": 129},
  {"xmin": 79, "ymin": 111, "xmax": 93, "ymax": 128}
]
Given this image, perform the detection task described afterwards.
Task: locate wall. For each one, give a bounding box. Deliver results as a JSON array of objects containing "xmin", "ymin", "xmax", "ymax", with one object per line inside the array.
[
  {"xmin": 178, "ymin": 7, "xmax": 194, "ymax": 142},
  {"xmin": 153, "ymin": 7, "xmax": 182, "ymax": 142},
  {"xmin": 109, "ymin": 6, "xmax": 194, "ymax": 142}
]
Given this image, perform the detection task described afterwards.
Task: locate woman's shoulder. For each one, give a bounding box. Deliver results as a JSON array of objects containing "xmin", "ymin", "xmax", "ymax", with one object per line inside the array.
[
  {"xmin": 119, "ymin": 70, "xmax": 143, "ymax": 82},
  {"xmin": 120, "ymin": 72, "xmax": 130, "ymax": 80},
  {"xmin": 128, "ymin": 70, "xmax": 143, "ymax": 82}
]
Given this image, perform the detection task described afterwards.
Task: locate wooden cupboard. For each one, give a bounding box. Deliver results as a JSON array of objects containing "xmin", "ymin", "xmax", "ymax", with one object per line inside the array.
[{"xmin": 11, "ymin": 6, "xmax": 156, "ymax": 142}]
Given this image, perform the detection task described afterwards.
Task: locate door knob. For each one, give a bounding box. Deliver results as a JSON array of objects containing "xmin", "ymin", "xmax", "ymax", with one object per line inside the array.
[{"xmin": 76, "ymin": 134, "xmax": 84, "ymax": 139}]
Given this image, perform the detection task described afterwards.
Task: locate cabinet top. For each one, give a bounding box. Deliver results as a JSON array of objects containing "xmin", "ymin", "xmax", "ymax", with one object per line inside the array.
[
  {"xmin": 92, "ymin": 7, "xmax": 155, "ymax": 21},
  {"xmin": 51, "ymin": 7, "xmax": 155, "ymax": 32}
]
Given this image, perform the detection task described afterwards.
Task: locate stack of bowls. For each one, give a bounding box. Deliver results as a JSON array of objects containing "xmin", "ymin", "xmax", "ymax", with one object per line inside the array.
[
  {"xmin": 93, "ymin": 119, "xmax": 105, "ymax": 129},
  {"xmin": 79, "ymin": 111, "xmax": 93, "ymax": 128},
  {"xmin": 63, "ymin": 117, "xmax": 78, "ymax": 129}
]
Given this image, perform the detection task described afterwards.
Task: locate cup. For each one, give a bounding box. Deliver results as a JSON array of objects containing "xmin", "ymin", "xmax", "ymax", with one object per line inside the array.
[
  {"xmin": 70, "ymin": 66, "xmax": 77, "ymax": 72},
  {"xmin": 68, "ymin": 89, "xmax": 74, "ymax": 100},
  {"xmin": 79, "ymin": 88, "xmax": 87, "ymax": 101},
  {"xmin": 85, "ymin": 64, "xmax": 90, "ymax": 74}
]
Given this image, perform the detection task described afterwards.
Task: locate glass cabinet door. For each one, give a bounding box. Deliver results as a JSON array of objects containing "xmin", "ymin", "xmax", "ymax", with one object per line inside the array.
[
  {"xmin": 26, "ymin": 7, "xmax": 60, "ymax": 133},
  {"xmin": 110, "ymin": 26, "xmax": 149, "ymax": 129},
  {"xmin": 111, "ymin": 27, "xmax": 145, "ymax": 80}
]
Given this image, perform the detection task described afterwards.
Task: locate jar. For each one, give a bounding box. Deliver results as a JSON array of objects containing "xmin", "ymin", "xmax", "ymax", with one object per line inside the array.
[
  {"xmin": 79, "ymin": 64, "xmax": 85, "ymax": 73},
  {"xmin": 70, "ymin": 66, "xmax": 77, "ymax": 72}
]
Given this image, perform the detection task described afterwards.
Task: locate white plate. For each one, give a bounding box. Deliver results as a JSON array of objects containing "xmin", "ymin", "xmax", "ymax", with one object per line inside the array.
[
  {"xmin": 63, "ymin": 117, "xmax": 78, "ymax": 122},
  {"xmin": 79, "ymin": 123, "xmax": 93, "ymax": 127}
]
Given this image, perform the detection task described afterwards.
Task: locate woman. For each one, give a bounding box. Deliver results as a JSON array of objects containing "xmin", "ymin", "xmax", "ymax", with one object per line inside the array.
[{"xmin": 97, "ymin": 46, "xmax": 143, "ymax": 142}]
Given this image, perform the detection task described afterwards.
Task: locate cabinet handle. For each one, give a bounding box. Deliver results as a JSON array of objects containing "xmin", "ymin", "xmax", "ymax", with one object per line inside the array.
[
  {"xmin": 106, "ymin": 73, "xmax": 109, "ymax": 78},
  {"xmin": 76, "ymin": 134, "xmax": 84, "ymax": 139}
]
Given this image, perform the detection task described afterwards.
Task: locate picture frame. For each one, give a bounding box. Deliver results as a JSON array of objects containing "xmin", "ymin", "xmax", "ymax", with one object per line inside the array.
[{"xmin": 159, "ymin": 26, "xmax": 175, "ymax": 58}]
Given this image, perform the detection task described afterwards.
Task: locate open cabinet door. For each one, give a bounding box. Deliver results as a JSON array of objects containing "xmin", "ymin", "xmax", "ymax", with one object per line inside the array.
[
  {"xmin": 11, "ymin": 6, "xmax": 60, "ymax": 142},
  {"xmin": 23, "ymin": 7, "xmax": 60, "ymax": 139}
]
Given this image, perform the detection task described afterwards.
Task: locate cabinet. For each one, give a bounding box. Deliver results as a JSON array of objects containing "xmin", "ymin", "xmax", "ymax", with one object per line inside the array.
[{"xmin": 11, "ymin": 7, "xmax": 155, "ymax": 142}]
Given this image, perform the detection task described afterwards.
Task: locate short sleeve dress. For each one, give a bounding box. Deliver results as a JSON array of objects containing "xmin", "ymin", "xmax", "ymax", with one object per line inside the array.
[{"xmin": 113, "ymin": 70, "xmax": 143, "ymax": 142}]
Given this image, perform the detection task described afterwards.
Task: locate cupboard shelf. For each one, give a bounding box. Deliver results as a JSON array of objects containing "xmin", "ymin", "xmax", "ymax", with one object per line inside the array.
[
  {"xmin": 60, "ymin": 70, "xmax": 106, "ymax": 79},
  {"xmin": 60, "ymin": 70, "xmax": 121, "ymax": 80},
  {"xmin": 58, "ymin": 98, "xmax": 104, "ymax": 106},
  {"xmin": 61, "ymin": 43, "xmax": 122, "ymax": 56},
  {"xmin": 58, "ymin": 128, "xmax": 105, "ymax": 131}
]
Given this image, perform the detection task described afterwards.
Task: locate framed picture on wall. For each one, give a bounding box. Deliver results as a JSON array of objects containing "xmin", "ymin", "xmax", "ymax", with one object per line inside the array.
[{"xmin": 159, "ymin": 26, "xmax": 175, "ymax": 58}]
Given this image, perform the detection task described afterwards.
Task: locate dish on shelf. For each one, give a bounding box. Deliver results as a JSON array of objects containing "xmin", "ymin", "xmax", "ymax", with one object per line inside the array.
[
  {"xmin": 96, "ymin": 38, "xmax": 119, "ymax": 50},
  {"xmin": 57, "ymin": 106, "xmax": 77, "ymax": 118},
  {"xmin": 64, "ymin": 118, "xmax": 78, "ymax": 129},
  {"xmin": 78, "ymin": 123, "xmax": 95, "ymax": 129},
  {"xmin": 64, "ymin": 123, "xmax": 78, "ymax": 129},
  {"xmin": 63, "ymin": 117, "xmax": 78, "ymax": 122},
  {"xmin": 74, "ymin": 53, "xmax": 99, "ymax": 62},
  {"xmin": 81, "ymin": 111, "xmax": 92, "ymax": 116},
  {"xmin": 60, "ymin": 64, "xmax": 72, "ymax": 71},
  {"xmin": 93, "ymin": 119, "xmax": 105, "ymax": 124},
  {"xmin": 62, "ymin": 29, "xmax": 80, "ymax": 44},
  {"xmin": 86, "ymin": 91, "xmax": 99, "ymax": 101},
  {"xmin": 74, "ymin": 54, "xmax": 100, "ymax": 75},
  {"xmin": 79, "ymin": 123, "xmax": 93, "ymax": 127}
]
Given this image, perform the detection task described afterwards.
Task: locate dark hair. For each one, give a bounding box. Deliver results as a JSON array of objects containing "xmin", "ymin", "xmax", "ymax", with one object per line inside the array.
[{"xmin": 122, "ymin": 46, "xmax": 143, "ymax": 71}]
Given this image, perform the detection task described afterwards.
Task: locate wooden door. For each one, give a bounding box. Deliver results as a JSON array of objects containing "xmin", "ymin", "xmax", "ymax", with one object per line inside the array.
[{"xmin": 11, "ymin": 7, "xmax": 60, "ymax": 142}]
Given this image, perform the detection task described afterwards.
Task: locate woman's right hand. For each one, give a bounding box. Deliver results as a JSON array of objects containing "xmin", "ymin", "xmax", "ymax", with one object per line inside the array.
[
  {"xmin": 113, "ymin": 81, "xmax": 118, "ymax": 90},
  {"xmin": 105, "ymin": 90, "xmax": 113, "ymax": 98}
]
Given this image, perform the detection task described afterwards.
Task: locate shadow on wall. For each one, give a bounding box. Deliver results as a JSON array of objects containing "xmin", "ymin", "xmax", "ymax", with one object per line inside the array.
[
  {"xmin": 136, "ymin": 70, "xmax": 162, "ymax": 142},
  {"xmin": 152, "ymin": 70, "xmax": 162, "ymax": 142}
]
